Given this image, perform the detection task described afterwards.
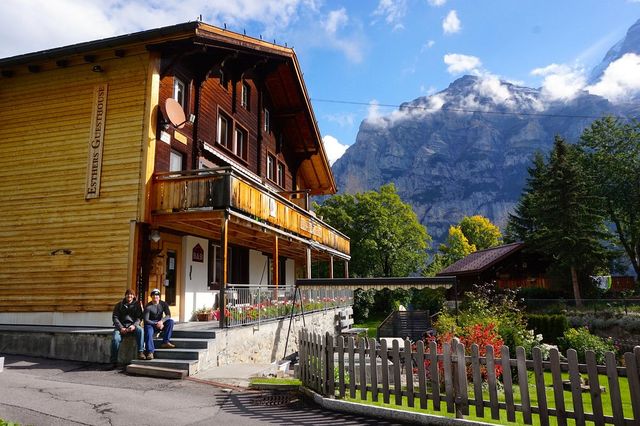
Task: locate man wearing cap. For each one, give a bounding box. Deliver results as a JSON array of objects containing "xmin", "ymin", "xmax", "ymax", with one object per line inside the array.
[
  {"xmin": 110, "ymin": 289, "xmax": 145, "ymax": 367},
  {"xmin": 143, "ymin": 288, "xmax": 175, "ymax": 360}
]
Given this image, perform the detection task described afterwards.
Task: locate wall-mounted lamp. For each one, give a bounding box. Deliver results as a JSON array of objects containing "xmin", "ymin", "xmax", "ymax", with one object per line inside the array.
[
  {"xmin": 150, "ymin": 229, "xmax": 161, "ymax": 243},
  {"xmin": 92, "ymin": 65, "xmax": 104, "ymax": 73}
]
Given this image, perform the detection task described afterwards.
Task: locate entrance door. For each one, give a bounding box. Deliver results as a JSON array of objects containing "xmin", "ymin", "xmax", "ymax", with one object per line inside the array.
[{"xmin": 147, "ymin": 235, "xmax": 182, "ymax": 321}]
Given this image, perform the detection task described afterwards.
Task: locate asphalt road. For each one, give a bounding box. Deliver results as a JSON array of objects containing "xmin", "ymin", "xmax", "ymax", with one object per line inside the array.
[{"xmin": 0, "ymin": 355, "xmax": 404, "ymax": 426}]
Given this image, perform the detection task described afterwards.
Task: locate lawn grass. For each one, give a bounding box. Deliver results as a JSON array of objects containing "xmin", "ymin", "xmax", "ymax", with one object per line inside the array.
[
  {"xmin": 353, "ymin": 313, "xmax": 387, "ymax": 338},
  {"xmin": 249, "ymin": 377, "xmax": 301, "ymax": 386},
  {"xmin": 340, "ymin": 371, "xmax": 634, "ymax": 425}
]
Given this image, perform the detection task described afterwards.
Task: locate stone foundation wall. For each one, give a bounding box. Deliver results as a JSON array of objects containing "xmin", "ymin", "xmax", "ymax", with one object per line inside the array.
[
  {"xmin": 213, "ymin": 308, "xmax": 339, "ymax": 365},
  {"xmin": 0, "ymin": 328, "xmax": 137, "ymax": 364}
]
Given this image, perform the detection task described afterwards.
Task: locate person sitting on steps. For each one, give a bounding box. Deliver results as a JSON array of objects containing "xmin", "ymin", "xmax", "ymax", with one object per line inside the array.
[
  {"xmin": 110, "ymin": 288, "xmax": 145, "ymax": 368},
  {"xmin": 143, "ymin": 288, "xmax": 175, "ymax": 360}
]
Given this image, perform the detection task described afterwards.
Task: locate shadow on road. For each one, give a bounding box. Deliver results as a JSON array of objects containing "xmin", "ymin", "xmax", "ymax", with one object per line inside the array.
[{"xmin": 216, "ymin": 390, "xmax": 406, "ymax": 425}]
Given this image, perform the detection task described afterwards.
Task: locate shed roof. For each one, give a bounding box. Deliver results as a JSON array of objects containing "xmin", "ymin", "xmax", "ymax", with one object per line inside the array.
[{"xmin": 437, "ymin": 242, "xmax": 525, "ymax": 276}]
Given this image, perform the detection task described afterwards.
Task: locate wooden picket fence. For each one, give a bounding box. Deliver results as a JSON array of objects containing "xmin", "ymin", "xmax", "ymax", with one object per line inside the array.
[{"xmin": 298, "ymin": 329, "xmax": 640, "ymax": 425}]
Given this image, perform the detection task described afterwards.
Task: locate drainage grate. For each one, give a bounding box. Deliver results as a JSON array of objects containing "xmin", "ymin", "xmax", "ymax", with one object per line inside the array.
[{"xmin": 253, "ymin": 392, "xmax": 299, "ymax": 406}]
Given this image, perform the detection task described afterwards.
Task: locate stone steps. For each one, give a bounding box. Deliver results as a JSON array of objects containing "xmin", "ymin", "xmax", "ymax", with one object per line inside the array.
[
  {"xmin": 126, "ymin": 363, "xmax": 187, "ymax": 379},
  {"xmin": 127, "ymin": 329, "xmax": 217, "ymax": 378}
]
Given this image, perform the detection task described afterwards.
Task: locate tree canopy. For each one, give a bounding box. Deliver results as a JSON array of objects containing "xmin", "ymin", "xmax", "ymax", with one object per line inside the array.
[
  {"xmin": 579, "ymin": 116, "xmax": 640, "ymax": 279},
  {"xmin": 506, "ymin": 136, "xmax": 612, "ymax": 304},
  {"xmin": 314, "ymin": 183, "xmax": 431, "ymax": 277},
  {"xmin": 428, "ymin": 215, "xmax": 502, "ymax": 274},
  {"xmin": 459, "ymin": 215, "xmax": 502, "ymax": 250}
]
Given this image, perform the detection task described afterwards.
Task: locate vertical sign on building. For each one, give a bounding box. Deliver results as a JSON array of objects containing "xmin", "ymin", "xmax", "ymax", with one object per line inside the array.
[{"xmin": 85, "ymin": 83, "xmax": 108, "ymax": 199}]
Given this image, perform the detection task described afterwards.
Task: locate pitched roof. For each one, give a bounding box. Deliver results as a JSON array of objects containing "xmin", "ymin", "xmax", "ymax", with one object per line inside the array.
[
  {"xmin": 0, "ymin": 21, "xmax": 336, "ymax": 195},
  {"xmin": 436, "ymin": 242, "xmax": 525, "ymax": 276}
]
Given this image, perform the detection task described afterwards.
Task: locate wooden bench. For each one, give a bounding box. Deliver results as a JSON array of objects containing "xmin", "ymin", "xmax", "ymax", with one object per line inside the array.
[{"xmin": 337, "ymin": 307, "xmax": 368, "ymax": 336}]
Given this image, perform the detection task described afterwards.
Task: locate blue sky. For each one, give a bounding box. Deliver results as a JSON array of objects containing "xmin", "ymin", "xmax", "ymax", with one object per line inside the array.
[{"xmin": 2, "ymin": 0, "xmax": 639, "ymax": 164}]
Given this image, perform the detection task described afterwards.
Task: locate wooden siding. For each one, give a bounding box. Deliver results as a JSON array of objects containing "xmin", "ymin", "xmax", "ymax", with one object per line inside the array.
[
  {"xmin": 151, "ymin": 170, "xmax": 350, "ymax": 256},
  {"xmin": 0, "ymin": 51, "xmax": 150, "ymax": 312}
]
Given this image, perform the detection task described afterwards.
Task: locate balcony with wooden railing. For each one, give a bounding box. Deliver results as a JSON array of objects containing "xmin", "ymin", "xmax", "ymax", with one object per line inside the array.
[{"xmin": 151, "ymin": 167, "xmax": 350, "ymax": 256}]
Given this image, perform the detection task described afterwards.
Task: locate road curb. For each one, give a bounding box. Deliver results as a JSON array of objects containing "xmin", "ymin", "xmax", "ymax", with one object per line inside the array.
[{"xmin": 299, "ymin": 387, "xmax": 495, "ymax": 426}]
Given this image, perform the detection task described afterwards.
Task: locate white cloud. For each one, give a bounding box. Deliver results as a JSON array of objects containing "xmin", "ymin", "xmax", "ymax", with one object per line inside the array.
[
  {"xmin": 428, "ymin": 0, "xmax": 447, "ymax": 6},
  {"xmin": 442, "ymin": 10, "xmax": 461, "ymax": 34},
  {"xmin": 587, "ymin": 53, "xmax": 640, "ymax": 102},
  {"xmin": 325, "ymin": 112, "xmax": 355, "ymax": 128},
  {"xmin": 322, "ymin": 135, "xmax": 349, "ymax": 165},
  {"xmin": 372, "ymin": 0, "xmax": 407, "ymax": 31},
  {"xmin": 420, "ymin": 40, "xmax": 435, "ymax": 52},
  {"xmin": 475, "ymin": 75, "xmax": 512, "ymax": 104},
  {"xmin": 323, "ymin": 8, "xmax": 348, "ymax": 34},
  {"xmin": 366, "ymin": 99, "xmax": 384, "ymax": 125},
  {"xmin": 0, "ymin": 0, "xmax": 320, "ymax": 57},
  {"xmin": 444, "ymin": 53, "xmax": 481, "ymax": 74},
  {"xmin": 428, "ymin": 94, "xmax": 446, "ymax": 111},
  {"xmin": 531, "ymin": 63, "xmax": 586, "ymax": 101}
]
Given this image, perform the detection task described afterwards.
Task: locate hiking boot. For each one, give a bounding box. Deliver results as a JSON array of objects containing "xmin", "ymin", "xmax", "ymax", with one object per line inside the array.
[
  {"xmin": 137, "ymin": 352, "xmax": 146, "ymax": 360},
  {"xmin": 146, "ymin": 352, "xmax": 154, "ymax": 360},
  {"xmin": 160, "ymin": 342, "xmax": 175, "ymax": 349}
]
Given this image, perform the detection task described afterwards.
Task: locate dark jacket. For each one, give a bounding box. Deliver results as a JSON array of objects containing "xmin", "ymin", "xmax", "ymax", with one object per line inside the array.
[
  {"xmin": 144, "ymin": 300, "xmax": 171, "ymax": 326},
  {"xmin": 112, "ymin": 298, "xmax": 142, "ymax": 330}
]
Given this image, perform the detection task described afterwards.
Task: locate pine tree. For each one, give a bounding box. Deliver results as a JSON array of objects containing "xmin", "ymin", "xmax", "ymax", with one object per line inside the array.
[{"xmin": 506, "ymin": 136, "xmax": 611, "ymax": 305}]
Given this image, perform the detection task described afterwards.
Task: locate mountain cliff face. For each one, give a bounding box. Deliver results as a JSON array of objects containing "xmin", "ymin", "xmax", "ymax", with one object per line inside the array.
[{"xmin": 331, "ymin": 20, "xmax": 640, "ymax": 246}]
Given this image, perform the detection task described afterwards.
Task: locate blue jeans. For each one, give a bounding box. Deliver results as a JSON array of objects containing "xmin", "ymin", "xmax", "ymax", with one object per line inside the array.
[
  {"xmin": 144, "ymin": 319, "xmax": 174, "ymax": 353},
  {"xmin": 110, "ymin": 325, "xmax": 144, "ymax": 363}
]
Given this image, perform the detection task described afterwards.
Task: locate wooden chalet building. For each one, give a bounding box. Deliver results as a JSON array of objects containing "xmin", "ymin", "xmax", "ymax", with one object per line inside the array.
[
  {"xmin": 436, "ymin": 242, "xmax": 551, "ymax": 292},
  {"xmin": 0, "ymin": 22, "xmax": 350, "ymax": 326}
]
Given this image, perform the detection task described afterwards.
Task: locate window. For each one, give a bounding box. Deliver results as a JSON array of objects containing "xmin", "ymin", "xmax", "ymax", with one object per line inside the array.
[
  {"xmin": 217, "ymin": 111, "xmax": 232, "ymax": 149},
  {"xmin": 234, "ymin": 127, "xmax": 248, "ymax": 160},
  {"xmin": 264, "ymin": 108, "xmax": 270, "ymax": 133},
  {"xmin": 219, "ymin": 69, "xmax": 228, "ymax": 90},
  {"xmin": 241, "ymin": 82, "xmax": 250, "ymax": 110},
  {"xmin": 173, "ymin": 78, "xmax": 186, "ymax": 110},
  {"xmin": 277, "ymin": 162, "xmax": 284, "ymax": 187},
  {"xmin": 267, "ymin": 154, "xmax": 275, "ymax": 181},
  {"xmin": 169, "ymin": 150, "xmax": 183, "ymax": 172}
]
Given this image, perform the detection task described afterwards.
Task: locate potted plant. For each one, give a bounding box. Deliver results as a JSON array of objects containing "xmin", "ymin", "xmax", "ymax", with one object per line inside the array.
[{"xmin": 194, "ymin": 306, "xmax": 214, "ymax": 321}]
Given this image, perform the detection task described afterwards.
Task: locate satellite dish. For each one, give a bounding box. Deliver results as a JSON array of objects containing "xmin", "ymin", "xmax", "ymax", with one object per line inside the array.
[{"xmin": 164, "ymin": 98, "xmax": 187, "ymax": 129}]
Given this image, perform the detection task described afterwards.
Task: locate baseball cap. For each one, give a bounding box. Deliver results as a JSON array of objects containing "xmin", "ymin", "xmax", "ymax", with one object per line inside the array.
[{"xmin": 150, "ymin": 288, "xmax": 161, "ymax": 296}]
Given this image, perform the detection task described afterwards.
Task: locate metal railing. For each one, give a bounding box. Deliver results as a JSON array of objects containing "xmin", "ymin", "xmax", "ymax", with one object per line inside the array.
[{"xmin": 221, "ymin": 283, "xmax": 353, "ymax": 327}]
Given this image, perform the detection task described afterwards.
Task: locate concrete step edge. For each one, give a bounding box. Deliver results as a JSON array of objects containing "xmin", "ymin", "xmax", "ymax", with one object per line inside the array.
[{"xmin": 126, "ymin": 364, "xmax": 187, "ymax": 379}]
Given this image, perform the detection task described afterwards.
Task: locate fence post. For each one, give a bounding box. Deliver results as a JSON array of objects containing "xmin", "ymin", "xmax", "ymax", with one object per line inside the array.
[
  {"xmin": 369, "ymin": 337, "xmax": 379, "ymax": 402},
  {"xmin": 326, "ymin": 332, "xmax": 334, "ymax": 398},
  {"xmin": 501, "ymin": 345, "xmax": 515, "ymax": 423},
  {"xmin": 585, "ymin": 350, "xmax": 604, "ymax": 425},
  {"xmin": 567, "ymin": 349, "xmax": 585, "ymax": 426},
  {"xmin": 549, "ymin": 348, "xmax": 567, "ymax": 426},
  {"xmin": 485, "ymin": 345, "xmax": 499, "ymax": 420},
  {"xmin": 404, "ymin": 338, "xmax": 415, "ymax": 408},
  {"xmin": 443, "ymin": 341, "xmax": 454, "ymax": 413},
  {"xmin": 454, "ymin": 339, "xmax": 468, "ymax": 417},
  {"xmin": 359, "ymin": 338, "xmax": 367, "ymax": 401},
  {"xmin": 532, "ymin": 347, "xmax": 549, "ymax": 426},
  {"xmin": 624, "ymin": 349, "xmax": 640, "ymax": 421},
  {"xmin": 470, "ymin": 344, "xmax": 483, "ymax": 418},
  {"xmin": 516, "ymin": 346, "xmax": 532, "ymax": 424}
]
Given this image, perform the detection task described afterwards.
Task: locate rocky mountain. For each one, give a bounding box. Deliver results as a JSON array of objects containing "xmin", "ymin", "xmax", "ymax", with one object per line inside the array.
[{"xmin": 331, "ymin": 20, "xmax": 640, "ymax": 247}]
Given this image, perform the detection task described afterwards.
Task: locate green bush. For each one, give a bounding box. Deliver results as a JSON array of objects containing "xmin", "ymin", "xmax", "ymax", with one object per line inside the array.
[
  {"xmin": 353, "ymin": 289, "xmax": 375, "ymax": 322},
  {"xmin": 526, "ymin": 314, "xmax": 568, "ymax": 344},
  {"xmin": 558, "ymin": 327, "xmax": 616, "ymax": 364},
  {"xmin": 434, "ymin": 282, "xmax": 536, "ymax": 356},
  {"xmin": 411, "ymin": 287, "xmax": 446, "ymax": 314}
]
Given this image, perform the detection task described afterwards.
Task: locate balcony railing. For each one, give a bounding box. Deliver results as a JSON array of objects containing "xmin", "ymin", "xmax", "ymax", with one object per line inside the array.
[
  {"xmin": 219, "ymin": 284, "xmax": 353, "ymax": 327},
  {"xmin": 152, "ymin": 167, "xmax": 350, "ymax": 255}
]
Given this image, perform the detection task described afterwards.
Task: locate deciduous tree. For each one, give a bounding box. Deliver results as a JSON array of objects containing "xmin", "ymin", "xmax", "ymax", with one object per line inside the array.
[
  {"xmin": 315, "ymin": 183, "xmax": 431, "ymax": 277},
  {"xmin": 579, "ymin": 116, "xmax": 640, "ymax": 280}
]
